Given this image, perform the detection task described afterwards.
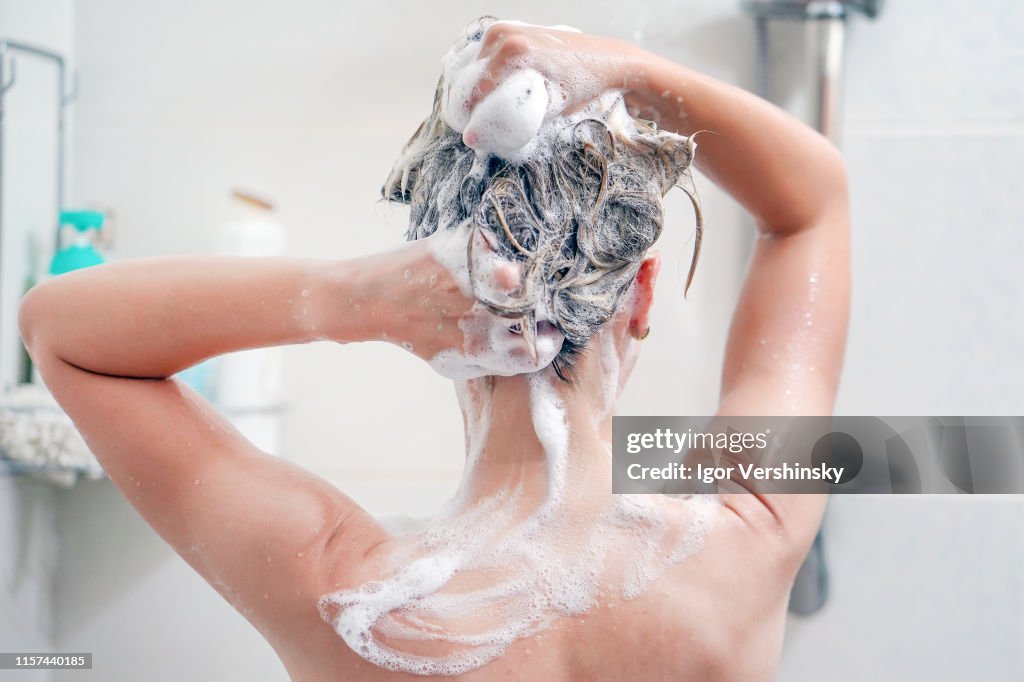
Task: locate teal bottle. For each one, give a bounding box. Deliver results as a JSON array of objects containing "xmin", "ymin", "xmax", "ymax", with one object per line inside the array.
[{"xmin": 50, "ymin": 210, "xmax": 106, "ymax": 275}]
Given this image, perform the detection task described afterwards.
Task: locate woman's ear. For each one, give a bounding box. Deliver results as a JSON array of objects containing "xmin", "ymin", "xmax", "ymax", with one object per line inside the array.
[{"xmin": 628, "ymin": 253, "xmax": 661, "ymax": 340}]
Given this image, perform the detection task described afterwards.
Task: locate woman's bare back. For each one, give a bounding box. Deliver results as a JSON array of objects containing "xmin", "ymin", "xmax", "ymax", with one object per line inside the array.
[{"xmin": 271, "ymin": 492, "xmax": 816, "ymax": 682}]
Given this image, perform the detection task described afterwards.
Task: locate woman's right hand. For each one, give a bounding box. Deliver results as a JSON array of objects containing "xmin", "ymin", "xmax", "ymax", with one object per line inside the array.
[{"xmin": 349, "ymin": 225, "xmax": 564, "ymax": 379}]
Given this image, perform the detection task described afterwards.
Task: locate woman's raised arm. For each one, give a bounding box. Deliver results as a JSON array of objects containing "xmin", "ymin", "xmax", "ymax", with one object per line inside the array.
[
  {"xmin": 624, "ymin": 52, "xmax": 850, "ymax": 417},
  {"xmin": 467, "ymin": 22, "xmax": 846, "ymax": 542},
  {"xmin": 620, "ymin": 39, "xmax": 848, "ymax": 540},
  {"xmin": 15, "ymin": 240, "xmax": 486, "ymax": 644}
]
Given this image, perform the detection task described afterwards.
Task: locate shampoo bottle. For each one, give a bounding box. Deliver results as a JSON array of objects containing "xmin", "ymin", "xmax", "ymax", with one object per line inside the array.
[{"xmin": 213, "ymin": 190, "xmax": 286, "ymax": 455}]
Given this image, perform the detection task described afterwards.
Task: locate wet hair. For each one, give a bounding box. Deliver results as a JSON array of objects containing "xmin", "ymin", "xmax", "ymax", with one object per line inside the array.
[{"xmin": 382, "ymin": 21, "xmax": 701, "ymax": 380}]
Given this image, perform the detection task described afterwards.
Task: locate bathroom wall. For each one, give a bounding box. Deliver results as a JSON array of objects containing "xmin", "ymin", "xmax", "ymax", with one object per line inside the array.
[
  {"xmin": 835, "ymin": 1, "xmax": 1023, "ymax": 416},
  {"xmin": 777, "ymin": 3, "xmax": 1024, "ymax": 678},
  {"xmin": 0, "ymin": 2, "xmax": 72, "ymax": 680},
  {"xmin": 778, "ymin": 496, "xmax": 1023, "ymax": 682},
  {"xmin": 0, "ymin": 0, "xmax": 73, "ymax": 390},
  {"xmin": 0, "ymin": 477, "xmax": 59, "ymax": 682},
  {"xmin": 33, "ymin": 1, "xmax": 1024, "ymax": 681}
]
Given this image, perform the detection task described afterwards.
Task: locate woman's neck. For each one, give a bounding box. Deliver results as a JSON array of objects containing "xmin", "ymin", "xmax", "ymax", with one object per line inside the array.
[{"xmin": 452, "ymin": 365, "xmax": 617, "ymax": 513}]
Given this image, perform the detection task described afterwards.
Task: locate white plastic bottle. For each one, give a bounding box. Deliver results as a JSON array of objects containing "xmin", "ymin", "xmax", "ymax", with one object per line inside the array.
[{"xmin": 213, "ymin": 190, "xmax": 286, "ymax": 455}]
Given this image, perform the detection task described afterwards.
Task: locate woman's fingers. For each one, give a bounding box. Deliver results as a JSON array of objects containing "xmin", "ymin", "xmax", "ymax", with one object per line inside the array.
[
  {"xmin": 462, "ymin": 71, "xmax": 499, "ymax": 129},
  {"xmin": 477, "ymin": 22, "xmax": 532, "ymax": 61},
  {"xmin": 492, "ymin": 261, "xmax": 523, "ymax": 293},
  {"xmin": 463, "ymin": 24, "xmax": 533, "ymax": 117},
  {"xmin": 403, "ymin": 226, "xmax": 567, "ymax": 377}
]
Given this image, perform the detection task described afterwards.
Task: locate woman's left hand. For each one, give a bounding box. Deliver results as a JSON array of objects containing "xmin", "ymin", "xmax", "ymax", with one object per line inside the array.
[{"xmin": 459, "ymin": 21, "xmax": 642, "ymax": 120}]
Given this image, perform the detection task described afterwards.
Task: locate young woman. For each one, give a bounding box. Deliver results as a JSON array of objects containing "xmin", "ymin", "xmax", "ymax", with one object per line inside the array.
[{"xmin": 19, "ymin": 18, "xmax": 849, "ymax": 682}]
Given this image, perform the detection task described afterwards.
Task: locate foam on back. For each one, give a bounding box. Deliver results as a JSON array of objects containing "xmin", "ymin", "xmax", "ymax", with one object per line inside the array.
[{"xmin": 318, "ymin": 367, "xmax": 720, "ymax": 676}]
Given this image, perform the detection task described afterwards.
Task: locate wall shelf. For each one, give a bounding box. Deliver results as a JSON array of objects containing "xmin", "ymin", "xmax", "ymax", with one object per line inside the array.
[{"xmin": 0, "ymin": 401, "xmax": 289, "ymax": 484}]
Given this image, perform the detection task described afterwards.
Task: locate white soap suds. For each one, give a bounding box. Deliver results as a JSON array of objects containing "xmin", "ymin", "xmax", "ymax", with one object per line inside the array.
[
  {"xmin": 525, "ymin": 371, "xmax": 569, "ymax": 519},
  {"xmin": 425, "ymin": 222, "xmax": 564, "ymax": 380},
  {"xmin": 319, "ymin": 368, "xmax": 719, "ymax": 676},
  {"xmin": 441, "ymin": 21, "xmax": 583, "ymax": 159},
  {"xmin": 599, "ymin": 326, "xmax": 622, "ymax": 418},
  {"xmin": 464, "ymin": 68, "xmax": 549, "ymax": 158}
]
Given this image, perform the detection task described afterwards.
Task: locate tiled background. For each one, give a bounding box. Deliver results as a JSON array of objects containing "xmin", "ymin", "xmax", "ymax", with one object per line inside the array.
[{"xmin": 1, "ymin": 0, "xmax": 1022, "ymax": 680}]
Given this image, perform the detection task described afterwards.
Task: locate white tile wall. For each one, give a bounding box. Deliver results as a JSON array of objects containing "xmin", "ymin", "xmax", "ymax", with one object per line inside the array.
[
  {"xmin": 779, "ymin": 496, "xmax": 1024, "ymax": 682},
  {"xmin": 842, "ymin": 2, "xmax": 1024, "ymax": 125},
  {"xmin": 835, "ymin": 0, "xmax": 1024, "ymax": 416},
  {"xmin": 778, "ymin": 2, "xmax": 1024, "ymax": 679},
  {"xmin": 839, "ymin": 135, "xmax": 1024, "ymax": 414}
]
